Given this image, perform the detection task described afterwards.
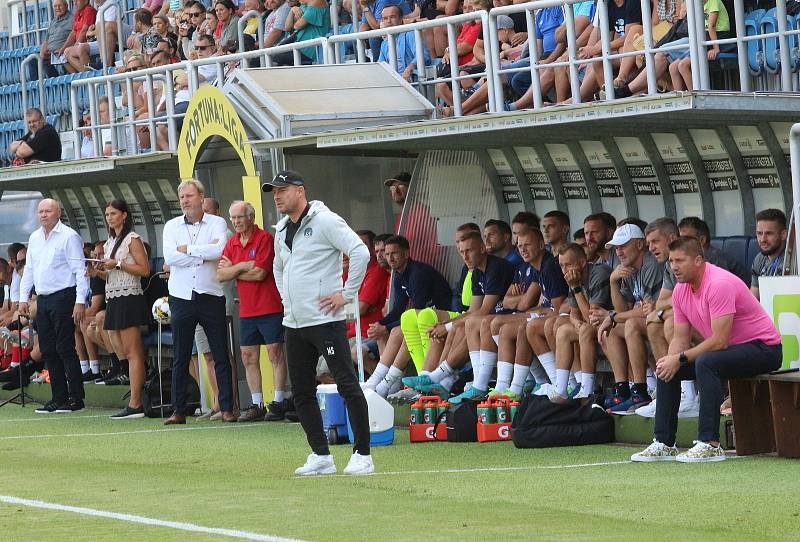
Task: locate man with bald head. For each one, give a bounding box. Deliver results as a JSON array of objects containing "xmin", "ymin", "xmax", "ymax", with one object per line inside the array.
[{"xmin": 20, "ymin": 199, "xmax": 88, "ymax": 413}]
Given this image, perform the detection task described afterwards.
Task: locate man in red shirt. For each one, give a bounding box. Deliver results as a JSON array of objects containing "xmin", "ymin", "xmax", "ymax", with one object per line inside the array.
[
  {"xmin": 218, "ymin": 201, "xmax": 291, "ymax": 422},
  {"xmin": 347, "ymin": 230, "xmax": 390, "ymax": 340}
]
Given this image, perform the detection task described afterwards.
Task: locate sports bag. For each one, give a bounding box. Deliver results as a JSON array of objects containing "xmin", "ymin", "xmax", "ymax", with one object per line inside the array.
[
  {"xmin": 142, "ymin": 367, "xmax": 201, "ymax": 418},
  {"xmin": 510, "ymin": 394, "xmax": 614, "ymax": 448},
  {"xmin": 445, "ymin": 400, "xmax": 478, "ymax": 442}
]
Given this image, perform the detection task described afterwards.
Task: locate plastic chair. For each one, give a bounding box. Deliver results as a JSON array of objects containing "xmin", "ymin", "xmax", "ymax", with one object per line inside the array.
[{"xmin": 746, "ymin": 9, "xmax": 766, "ymax": 76}]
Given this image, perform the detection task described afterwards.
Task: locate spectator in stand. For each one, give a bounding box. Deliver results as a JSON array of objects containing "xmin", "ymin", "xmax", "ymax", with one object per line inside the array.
[
  {"xmin": 80, "ymin": 97, "xmax": 113, "ymax": 158},
  {"xmin": 129, "ymin": 9, "xmax": 162, "ymax": 59},
  {"xmin": 542, "ymin": 210, "xmax": 570, "ymax": 255},
  {"xmin": 669, "ymin": 0, "xmax": 731, "ymax": 91},
  {"xmin": 272, "ymin": 0, "xmax": 331, "ymax": 65},
  {"xmin": 597, "ymin": 223, "xmax": 662, "ymax": 414},
  {"xmin": 750, "ymin": 208, "xmax": 789, "ymax": 300},
  {"xmin": 36, "ymin": 0, "xmax": 73, "ymax": 78},
  {"xmin": 21, "ymin": 199, "xmax": 88, "ymax": 414},
  {"xmin": 483, "ymin": 219, "xmax": 523, "ymax": 265},
  {"xmin": 214, "ymin": 0, "xmax": 241, "ymax": 50},
  {"xmin": 155, "ymin": 71, "xmax": 192, "ymax": 151},
  {"xmin": 94, "ymin": 0, "xmax": 123, "ymax": 68},
  {"xmin": 193, "ymin": 35, "xmax": 220, "ymax": 83},
  {"xmin": 100, "ymin": 200, "xmax": 151, "ymax": 419},
  {"xmin": 50, "ymin": 0, "xmax": 97, "ymax": 76},
  {"xmin": 156, "ymin": 36, "xmax": 181, "ymax": 63},
  {"xmin": 631, "ymin": 237, "xmax": 781, "ymax": 463},
  {"xmin": 242, "ymin": 0, "xmax": 267, "ymax": 37},
  {"xmin": 10, "ymin": 109, "xmax": 62, "ymax": 165},
  {"xmin": 154, "ymin": 15, "xmax": 178, "ymax": 45},
  {"xmin": 377, "ymin": 5, "xmax": 431, "ymax": 82},
  {"xmin": 263, "ymin": 0, "xmax": 291, "ymax": 47},
  {"xmin": 359, "ymin": 0, "xmax": 413, "ymax": 61},
  {"xmin": 143, "ymin": 0, "xmax": 165, "ymax": 15},
  {"xmin": 434, "ymin": 0, "xmax": 489, "ymax": 107},
  {"xmin": 163, "ymin": 179, "xmax": 235, "ymax": 425},
  {"xmin": 176, "ymin": 10, "xmax": 196, "ymax": 60},
  {"xmin": 218, "ymin": 201, "xmax": 290, "ymax": 423}
]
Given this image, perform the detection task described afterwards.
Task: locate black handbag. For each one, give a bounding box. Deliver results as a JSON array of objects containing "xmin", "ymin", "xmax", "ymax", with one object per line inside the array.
[
  {"xmin": 655, "ymin": 17, "xmax": 690, "ymax": 49},
  {"xmin": 510, "ymin": 394, "xmax": 614, "ymax": 448}
]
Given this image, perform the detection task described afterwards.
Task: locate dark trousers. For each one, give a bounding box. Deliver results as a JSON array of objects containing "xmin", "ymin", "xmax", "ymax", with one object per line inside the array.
[
  {"xmin": 654, "ymin": 340, "xmax": 782, "ymax": 445},
  {"xmin": 170, "ymin": 293, "xmax": 233, "ymax": 414},
  {"xmin": 36, "ymin": 287, "xmax": 83, "ymax": 403},
  {"xmin": 285, "ymin": 321, "xmax": 370, "ymax": 456}
]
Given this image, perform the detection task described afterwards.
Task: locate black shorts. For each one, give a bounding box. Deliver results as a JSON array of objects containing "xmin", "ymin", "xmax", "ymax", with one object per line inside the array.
[{"xmin": 240, "ymin": 313, "xmax": 284, "ymax": 346}]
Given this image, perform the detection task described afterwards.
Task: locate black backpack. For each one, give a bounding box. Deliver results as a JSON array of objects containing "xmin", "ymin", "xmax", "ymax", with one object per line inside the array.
[
  {"xmin": 510, "ymin": 394, "xmax": 614, "ymax": 448},
  {"xmin": 142, "ymin": 367, "xmax": 201, "ymax": 418},
  {"xmin": 445, "ymin": 401, "xmax": 478, "ymax": 442}
]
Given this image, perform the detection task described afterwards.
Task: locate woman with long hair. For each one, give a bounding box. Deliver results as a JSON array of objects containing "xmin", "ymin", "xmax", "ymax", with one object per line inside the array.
[{"xmin": 101, "ymin": 200, "xmax": 151, "ymax": 419}]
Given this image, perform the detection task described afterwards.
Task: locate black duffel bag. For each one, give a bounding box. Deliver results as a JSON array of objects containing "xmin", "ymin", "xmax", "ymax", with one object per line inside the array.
[
  {"xmin": 510, "ymin": 394, "xmax": 614, "ymax": 448},
  {"xmin": 142, "ymin": 367, "xmax": 201, "ymax": 418},
  {"xmin": 445, "ymin": 401, "xmax": 478, "ymax": 442}
]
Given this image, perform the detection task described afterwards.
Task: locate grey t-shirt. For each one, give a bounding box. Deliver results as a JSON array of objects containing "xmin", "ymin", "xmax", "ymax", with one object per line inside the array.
[
  {"xmin": 751, "ymin": 249, "xmax": 788, "ymax": 288},
  {"xmin": 705, "ymin": 245, "xmax": 751, "ymax": 286},
  {"xmin": 619, "ymin": 251, "xmax": 663, "ymax": 306},
  {"xmin": 46, "ymin": 11, "xmax": 73, "ymax": 51},
  {"xmin": 662, "ymin": 259, "xmax": 676, "ymax": 291},
  {"xmin": 568, "ymin": 262, "xmax": 612, "ymax": 310}
]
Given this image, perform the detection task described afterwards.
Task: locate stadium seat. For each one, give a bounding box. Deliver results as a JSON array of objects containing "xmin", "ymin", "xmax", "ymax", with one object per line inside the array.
[
  {"xmin": 712, "ymin": 235, "xmax": 753, "ymax": 271},
  {"xmin": 746, "ymin": 9, "xmax": 766, "ymax": 76},
  {"xmin": 746, "ymin": 236, "xmax": 761, "ymax": 268},
  {"xmin": 761, "ymin": 9, "xmax": 795, "ymax": 73}
]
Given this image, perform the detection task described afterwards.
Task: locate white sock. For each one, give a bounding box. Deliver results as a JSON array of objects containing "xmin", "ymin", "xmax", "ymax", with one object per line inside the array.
[
  {"xmin": 495, "ymin": 361, "xmax": 514, "ymax": 391},
  {"xmin": 429, "ymin": 361, "xmax": 454, "ymax": 383},
  {"xmin": 492, "ymin": 335, "xmax": 500, "ymax": 346},
  {"xmin": 530, "ymin": 361, "xmax": 550, "ymax": 384},
  {"xmin": 375, "ymin": 366, "xmax": 404, "ymax": 396},
  {"xmin": 366, "ymin": 363, "xmax": 390, "ymax": 388},
  {"xmin": 568, "ymin": 372, "xmax": 578, "ymax": 390},
  {"xmin": 386, "ymin": 378, "xmax": 403, "ymax": 396},
  {"xmin": 80, "ymin": 360, "xmax": 89, "ymax": 373},
  {"xmin": 440, "ymin": 373, "xmax": 458, "ymax": 391},
  {"xmin": 252, "ymin": 392, "xmax": 264, "ymax": 406},
  {"xmin": 537, "ymin": 352, "xmax": 556, "ymax": 382},
  {"xmin": 574, "ymin": 371, "xmax": 583, "ymax": 385},
  {"xmin": 274, "ymin": 390, "xmax": 286, "ymax": 402},
  {"xmin": 582, "ymin": 372, "xmax": 596, "ymax": 394},
  {"xmin": 89, "ymin": 360, "xmax": 100, "ymax": 374},
  {"xmin": 468, "ymin": 350, "xmax": 481, "ymax": 374},
  {"xmin": 646, "ymin": 368, "xmax": 657, "ymax": 392},
  {"xmin": 509, "ymin": 364, "xmax": 530, "ymax": 396},
  {"xmin": 681, "ymin": 380, "xmax": 697, "ymax": 398},
  {"xmin": 555, "ymin": 368, "xmax": 570, "ymax": 396},
  {"xmin": 284, "ymin": 391, "xmax": 292, "ymax": 399},
  {"xmin": 473, "ymin": 350, "xmax": 497, "ymax": 391}
]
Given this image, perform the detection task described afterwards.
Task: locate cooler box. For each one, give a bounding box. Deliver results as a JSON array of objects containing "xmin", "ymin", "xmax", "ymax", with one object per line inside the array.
[
  {"xmin": 346, "ymin": 386, "xmax": 395, "ymax": 446},
  {"xmin": 317, "ymin": 384, "xmax": 349, "ymax": 445}
]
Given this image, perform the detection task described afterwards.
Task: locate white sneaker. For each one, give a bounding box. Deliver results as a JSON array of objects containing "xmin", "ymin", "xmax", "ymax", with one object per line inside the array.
[
  {"xmin": 631, "ymin": 439, "xmax": 679, "ymax": 462},
  {"xmin": 533, "ymin": 383, "xmax": 553, "ymax": 396},
  {"xmin": 343, "ymin": 452, "xmax": 375, "ymax": 475},
  {"xmin": 635, "ymin": 399, "xmax": 657, "ymax": 418},
  {"xmin": 676, "ymin": 441, "xmax": 726, "ymax": 463},
  {"xmin": 294, "ymin": 453, "xmax": 337, "ymax": 476},
  {"xmin": 678, "ymin": 392, "xmax": 700, "ymax": 418}
]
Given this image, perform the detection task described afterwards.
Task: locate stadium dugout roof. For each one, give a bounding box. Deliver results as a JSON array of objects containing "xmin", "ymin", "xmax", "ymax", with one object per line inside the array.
[{"xmin": 249, "ymin": 92, "xmax": 800, "ymax": 153}]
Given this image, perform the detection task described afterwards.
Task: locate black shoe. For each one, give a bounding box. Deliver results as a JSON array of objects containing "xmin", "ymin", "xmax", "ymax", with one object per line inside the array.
[
  {"xmin": 35, "ymin": 400, "xmax": 61, "ymax": 414},
  {"xmin": 264, "ymin": 398, "xmax": 295, "ymax": 421},
  {"xmin": 0, "ymin": 365, "xmax": 19, "ymax": 383},
  {"xmin": 284, "ymin": 408, "xmax": 300, "ymax": 423},
  {"xmin": 110, "ymin": 405, "xmax": 145, "ymax": 419},
  {"xmin": 55, "ymin": 398, "xmax": 85, "ymax": 413},
  {"xmin": 83, "ymin": 371, "xmax": 101, "ymax": 383},
  {"xmin": 99, "ymin": 374, "xmax": 129, "ymax": 386}
]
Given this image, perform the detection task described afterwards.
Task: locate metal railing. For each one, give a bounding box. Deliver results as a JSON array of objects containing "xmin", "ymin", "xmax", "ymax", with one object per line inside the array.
[
  {"xmin": 237, "ymin": 10, "xmax": 266, "ymax": 55},
  {"xmin": 69, "ymin": 37, "xmax": 331, "ymax": 159},
  {"xmin": 7, "ymin": 0, "xmax": 51, "ymax": 47},
  {"xmin": 96, "ymin": 0, "xmax": 127, "ymax": 74},
  {"xmin": 791, "ymin": 123, "xmax": 800, "ymax": 273},
  {"xmin": 19, "ymin": 53, "xmax": 45, "ymax": 114},
  {"xmin": 327, "ymin": 10, "xmax": 496, "ymax": 116}
]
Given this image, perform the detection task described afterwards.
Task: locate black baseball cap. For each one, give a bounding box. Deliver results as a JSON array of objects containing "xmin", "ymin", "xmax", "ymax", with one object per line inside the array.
[
  {"xmin": 383, "ymin": 172, "xmax": 411, "ymax": 187},
  {"xmin": 262, "ymin": 170, "xmax": 305, "ymax": 192}
]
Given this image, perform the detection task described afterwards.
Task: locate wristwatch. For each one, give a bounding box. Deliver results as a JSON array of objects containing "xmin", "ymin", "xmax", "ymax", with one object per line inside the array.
[
  {"xmin": 608, "ymin": 310, "xmax": 617, "ymax": 327},
  {"xmin": 679, "ymin": 352, "xmax": 689, "ymax": 366},
  {"xmin": 115, "ymin": 260, "xmax": 122, "ymax": 270},
  {"xmin": 656, "ymin": 309, "xmax": 665, "ymax": 322},
  {"xmin": 570, "ymin": 286, "xmax": 583, "ymax": 296}
]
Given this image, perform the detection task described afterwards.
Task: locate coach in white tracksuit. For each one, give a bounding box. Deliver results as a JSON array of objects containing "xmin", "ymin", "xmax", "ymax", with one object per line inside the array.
[{"xmin": 264, "ymin": 170, "xmax": 374, "ymax": 476}]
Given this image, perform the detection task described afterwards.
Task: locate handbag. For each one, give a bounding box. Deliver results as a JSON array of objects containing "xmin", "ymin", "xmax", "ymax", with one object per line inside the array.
[{"xmin": 655, "ymin": 17, "xmax": 690, "ymax": 49}]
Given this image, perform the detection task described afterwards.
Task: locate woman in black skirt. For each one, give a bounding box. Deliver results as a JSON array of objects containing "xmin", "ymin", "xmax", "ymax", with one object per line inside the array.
[{"xmin": 101, "ymin": 199, "xmax": 151, "ymax": 419}]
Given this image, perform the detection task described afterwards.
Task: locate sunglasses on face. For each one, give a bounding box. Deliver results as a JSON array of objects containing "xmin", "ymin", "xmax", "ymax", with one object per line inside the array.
[{"xmin": 197, "ymin": 44, "xmax": 214, "ymax": 50}]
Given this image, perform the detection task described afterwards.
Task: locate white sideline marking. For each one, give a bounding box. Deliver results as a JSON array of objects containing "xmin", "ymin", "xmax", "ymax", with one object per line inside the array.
[
  {"xmin": 0, "ymin": 424, "xmax": 261, "ymax": 441},
  {"xmin": 300, "ymin": 460, "xmax": 632, "ymax": 478},
  {"xmin": 0, "ymin": 495, "xmax": 305, "ymax": 542},
  {"xmin": 0, "ymin": 414, "xmax": 110, "ymax": 423}
]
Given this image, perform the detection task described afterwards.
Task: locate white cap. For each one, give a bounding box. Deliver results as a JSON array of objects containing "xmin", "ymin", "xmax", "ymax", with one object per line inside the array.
[{"xmin": 605, "ymin": 224, "xmax": 644, "ymax": 249}]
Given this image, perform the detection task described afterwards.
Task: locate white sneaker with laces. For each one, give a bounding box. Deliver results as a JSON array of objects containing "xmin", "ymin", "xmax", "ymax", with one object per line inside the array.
[
  {"xmin": 294, "ymin": 453, "xmax": 337, "ymax": 476},
  {"xmin": 677, "ymin": 392, "xmax": 700, "ymax": 418},
  {"xmin": 343, "ymin": 452, "xmax": 375, "ymax": 475},
  {"xmin": 676, "ymin": 441, "xmax": 726, "ymax": 463},
  {"xmin": 631, "ymin": 439, "xmax": 679, "ymax": 462},
  {"xmin": 635, "ymin": 399, "xmax": 657, "ymax": 418}
]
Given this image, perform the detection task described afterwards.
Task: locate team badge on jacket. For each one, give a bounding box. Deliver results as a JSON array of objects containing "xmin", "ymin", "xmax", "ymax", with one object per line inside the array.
[{"xmin": 303, "ymin": 227, "xmax": 313, "ymax": 237}]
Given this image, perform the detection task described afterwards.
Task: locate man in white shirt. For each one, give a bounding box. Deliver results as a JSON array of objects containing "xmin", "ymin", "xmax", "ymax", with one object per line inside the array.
[
  {"xmin": 162, "ymin": 179, "xmax": 235, "ymax": 424},
  {"xmin": 19, "ymin": 199, "xmax": 88, "ymax": 414}
]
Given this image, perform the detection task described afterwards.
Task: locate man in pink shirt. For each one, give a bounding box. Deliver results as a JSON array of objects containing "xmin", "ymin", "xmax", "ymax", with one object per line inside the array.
[{"xmin": 632, "ymin": 237, "xmax": 782, "ymax": 464}]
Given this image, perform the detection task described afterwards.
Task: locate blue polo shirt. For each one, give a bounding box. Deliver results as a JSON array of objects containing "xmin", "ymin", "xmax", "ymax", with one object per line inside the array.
[
  {"xmin": 379, "ymin": 259, "xmax": 452, "ymax": 329},
  {"xmin": 530, "ymin": 251, "xmax": 569, "ymax": 308},
  {"xmin": 537, "ymin": 6, "xmax": 565, "ymax": 55},
  {"xmin": 361, "ymin": 0, "xmax": 412, "ymax": 25},
  {"xmin": 471, "ymin": 254, "xmax": 516, "ymax": 314},
  {"xmin": 504, "ymin": 248, "xmax": 524, "ymax": 267}
]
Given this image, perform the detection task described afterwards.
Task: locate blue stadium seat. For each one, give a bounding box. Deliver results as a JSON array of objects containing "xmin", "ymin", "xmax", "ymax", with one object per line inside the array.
[
  {"xmin": 746, "ymin": 9, "xmax": 766, "ymax": 75},
  {"xmin": 746, "ymin": 237, "xmax": 761, "ymax": 268},
  {"xmin": 761, "ymin": 9, "xmax": 796, "ymax": 73},
  {"xmin": 711, "ymin": 236, "xmax": 756, "ymax": 272},
  {"xmin": 710, "ymin": 238, "xmax": 724, "ymax": 252}
]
